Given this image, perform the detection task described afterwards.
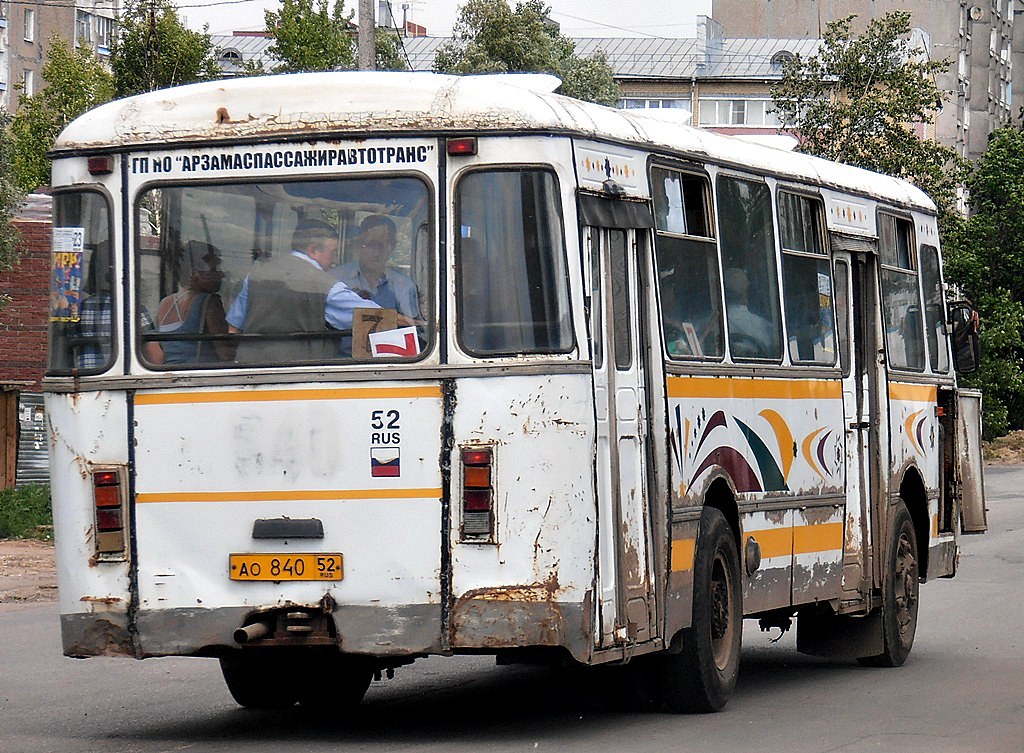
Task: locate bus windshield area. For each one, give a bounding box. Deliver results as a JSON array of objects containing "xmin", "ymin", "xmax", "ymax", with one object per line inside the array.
[{"xmin": 131, "ymin": 176, "xmax": 433, "ymax": 369}]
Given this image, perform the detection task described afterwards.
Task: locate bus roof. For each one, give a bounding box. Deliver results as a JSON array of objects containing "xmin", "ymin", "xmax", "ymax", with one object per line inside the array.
[{"xmin": 53, "ymin": 71, "xmax": 935, "ymax": 212}]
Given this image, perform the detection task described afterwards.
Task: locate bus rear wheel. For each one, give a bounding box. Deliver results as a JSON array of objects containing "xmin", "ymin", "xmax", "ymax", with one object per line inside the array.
[
  {"xmin": 858, "ymin": 501, "xmax": 919, "ymax": 667},
  {"xmin": 296, "ymin": 654, "xmax": 373, "ymax": 711},
  {"xmin": 219, "ymin": 653, "xmax": 299, "ymax": 709},
  {"xmin": 661, "ymin": 506, "xmax": 742, "ymax": 713}
]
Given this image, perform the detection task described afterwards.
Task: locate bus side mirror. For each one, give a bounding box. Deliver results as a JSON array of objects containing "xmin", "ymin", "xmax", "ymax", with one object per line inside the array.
[{"xmin": 949, "ymin": 301, "xmax": 980, "ymax": 375}]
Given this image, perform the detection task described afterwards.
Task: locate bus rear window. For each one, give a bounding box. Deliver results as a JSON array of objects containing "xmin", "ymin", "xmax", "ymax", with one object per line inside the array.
[
  {"xmin": 47, "ymin": 191, "xmax": 115, "ymax": 374},
  {"xmin": 136, "ymin": 177, "xmax": 432, "ymax": 368},
  {"xmin": 455, "ymin": 169, "xmax": 573, "ymax": 356}
]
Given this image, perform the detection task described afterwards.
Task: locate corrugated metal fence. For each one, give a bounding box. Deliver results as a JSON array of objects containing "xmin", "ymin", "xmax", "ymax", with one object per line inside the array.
[{"xmin": 16, "ymin": 392, "xmax": 49, "ymax": 487}]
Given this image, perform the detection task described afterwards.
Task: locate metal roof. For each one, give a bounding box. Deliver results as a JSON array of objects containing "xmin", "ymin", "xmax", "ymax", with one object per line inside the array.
[{"xmin": 401, "ymin": 35, "xmax": 821, "ymax": 79}]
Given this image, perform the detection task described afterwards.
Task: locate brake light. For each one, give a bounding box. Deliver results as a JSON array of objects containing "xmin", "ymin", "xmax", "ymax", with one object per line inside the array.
[
  {"xmin": 461, "ymin": 446, "xmax": 493, "ymax": 539},
  {"xmin": 87, "ymin": 155, "xmax": 114, "ymax": 175},
  {"xmin": 447, "ymin": 137, "xmax": 478, "ymax": 156},
  {"xmin": 93, "ymin": 468, "xmax": 127, "ymax": 555}
]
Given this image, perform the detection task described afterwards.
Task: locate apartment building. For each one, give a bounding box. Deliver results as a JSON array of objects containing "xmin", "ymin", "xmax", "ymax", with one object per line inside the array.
[
  {"xmin": 712, "ymin": 0, "xmax": 1014, "ymax": 162},
  {"xmin": 0, "ymin": 0, "xmax": 117, "ymax": 112}
]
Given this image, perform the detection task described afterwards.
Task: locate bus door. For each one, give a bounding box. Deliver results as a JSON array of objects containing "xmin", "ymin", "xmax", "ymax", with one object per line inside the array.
[
  {"xmin": 833, "ymin": 244, "xmax": 881, "ymax": 602},
  {"xmin": 586, "ymin": 222, "xmax": 657, "ymax": 648}
]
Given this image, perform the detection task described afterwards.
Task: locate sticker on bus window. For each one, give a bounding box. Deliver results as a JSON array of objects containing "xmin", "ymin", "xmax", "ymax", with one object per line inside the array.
[
  {"xmin": 369, "ymin": 326, "xmax": 420, "ymax": 358},
  {"xmin": 50, "ymin": 228, "xmax": 84, "ymax": 322}
]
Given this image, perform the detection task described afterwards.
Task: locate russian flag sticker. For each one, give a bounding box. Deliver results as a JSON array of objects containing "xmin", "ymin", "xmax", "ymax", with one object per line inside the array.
[{"xmin": 371, "ymin": 447, "xmax": 401, "ymax": 477}]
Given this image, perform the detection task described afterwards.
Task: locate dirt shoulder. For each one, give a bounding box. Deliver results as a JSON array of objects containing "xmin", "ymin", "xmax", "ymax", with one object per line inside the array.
[{"xmin": 0, "ymin": 539, "xmax": 57, "ymax": 603}]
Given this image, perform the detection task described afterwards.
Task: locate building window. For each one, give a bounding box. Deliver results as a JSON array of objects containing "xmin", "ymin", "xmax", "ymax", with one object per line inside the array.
[
  {"xmin": 22, "ymin": 68, "xmax": 33, "ymax": 96},
  {"xmin": 95, "ymin": 16, "xmax": 113, "ymax": 50},
  {"xmin": 76, "ymin": 10, "xmax": 92, "ymax": 46},
  {"xmin": 23, "ymin": 8, "xmax": 34, "ymax": 42},
  {"xmin": 698, "ymin": 98, "xmax": 780, "ymax": 127},
  {"xmin": 620, "ymin": 97, "xmax": 691, "ymax": 111}
]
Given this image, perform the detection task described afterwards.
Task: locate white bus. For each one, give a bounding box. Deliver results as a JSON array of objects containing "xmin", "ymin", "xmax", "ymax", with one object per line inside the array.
[{"xmin": 45, "ymin": 72, "xmax": 985, "ymax": 713}]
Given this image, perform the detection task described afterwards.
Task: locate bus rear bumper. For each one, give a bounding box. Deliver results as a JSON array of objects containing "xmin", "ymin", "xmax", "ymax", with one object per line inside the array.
[{"xmin": 62, "ymin": 604, "xmax": 444, "ymax": 659}]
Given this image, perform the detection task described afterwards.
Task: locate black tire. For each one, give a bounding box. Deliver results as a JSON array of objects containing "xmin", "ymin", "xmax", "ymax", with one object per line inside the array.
[
  {"xmin": 296, "ymin": 654, "xmax": 373, "ymax": 712},
  {"xmin": 219, "ymin": 652, "xmax": 299, "ymax": 709},
  {"xmin": 661, "ymin": 506, "xmax": 742, "ymax": 713},
  {"xmin": 858, "ymin": 501, "xmax": 919, "ymax": 668}
]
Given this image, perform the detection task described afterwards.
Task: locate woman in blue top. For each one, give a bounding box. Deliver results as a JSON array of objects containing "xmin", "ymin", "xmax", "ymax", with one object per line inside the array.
[{"xmin": 156, "ymin": 248, "xmax": 233, "ymax": 365}]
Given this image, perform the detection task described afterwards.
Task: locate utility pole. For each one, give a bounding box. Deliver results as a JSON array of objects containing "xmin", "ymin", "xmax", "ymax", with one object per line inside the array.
[{"xmin": 358, "ymin": 0, "xmax": 376, "ymax": 71}]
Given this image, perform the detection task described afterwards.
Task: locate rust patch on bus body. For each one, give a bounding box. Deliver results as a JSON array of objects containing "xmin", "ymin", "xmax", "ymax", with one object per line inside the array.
[
  {"xmin": 62, "ymin": 616, "xmax": 134, "ymax": 657},
  {"xmin": 456, "ymin": 570, "xmax": 562, "ymax": 603},
  {"xmin": 79, "ymin": 595, "xmax": 124, "ymax": 605},
  {"xmin": 448, "ymin": 570, "xmax": 591, "ymax": 660}
]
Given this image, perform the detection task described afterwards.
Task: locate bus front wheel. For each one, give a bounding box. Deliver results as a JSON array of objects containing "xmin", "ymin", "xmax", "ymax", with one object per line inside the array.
[
  {"xmin": 661, "ymin": 506, "xmax": 742, "ymax": 713},
  {"xmin": 858, "ymin": 501, "xmax": 919, "ymax": 667}
]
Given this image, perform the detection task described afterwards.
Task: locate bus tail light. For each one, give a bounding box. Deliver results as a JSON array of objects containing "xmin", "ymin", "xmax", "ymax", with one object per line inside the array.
[
  {"xmin": 87, "ymin": 155, "xmax": 114, "ymax": 175},
  {"xmin": 93, "ymin": 468, "xmax": 127, "ymax": 555},
  {"xmin": 447, "ymin": 137, "xmax": 478, "ymax": 156},
  {"xmin": 461, "ymin": 447, "xmax": 493, "ymax": 539}
]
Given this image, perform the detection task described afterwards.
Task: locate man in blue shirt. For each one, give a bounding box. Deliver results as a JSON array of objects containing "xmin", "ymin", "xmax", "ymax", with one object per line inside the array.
[
  {"xmin": 334, "ymin": 214, "xmax": 421, "ymax": 321},
  {"xmin": 227, "ymin": 219, "xmax": 390, "ymax": 362}
]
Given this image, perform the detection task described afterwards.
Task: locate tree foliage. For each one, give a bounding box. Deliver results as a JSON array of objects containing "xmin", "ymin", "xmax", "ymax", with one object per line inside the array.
[
  {"xmin": 943, "ymin": 128, "xmax": 1024, "ymax": 437},
  {"xmin": 375, "ymin": 28, "xmax": 409, "ymax": 71},
  {"xmin": 10, "ymin": 37, "xmax": 114, "ymax": 192},
  {"xmin": 0, "ymin": 110, "xmax": 24, "ymax": 306},
  {"xmin": 263, "ymin": 0, "xmax": 408, "ymax": 73},
  {"xmin": 111, "ymin": 0, "xmax": 220, "ymax": 97},
  {"xmin": 771, "ymin": 11, "xmax": 966, "ymax": 220},
  {"xmin": 434, "ymin": 0, "xmax": 619, "ymax": 105},
  {"xmin": 265, "ymin": 0, "xmax": 355, "ymax": 73}
]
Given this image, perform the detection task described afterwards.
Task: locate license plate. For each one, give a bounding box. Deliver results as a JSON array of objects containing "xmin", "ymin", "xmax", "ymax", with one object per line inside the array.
[{"xmin": 229, "ymin": 553, "xmax": 343, "ymax": 581}]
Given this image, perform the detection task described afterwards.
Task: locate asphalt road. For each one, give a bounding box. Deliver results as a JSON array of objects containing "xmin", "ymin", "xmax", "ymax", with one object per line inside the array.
[{"xmin": 2, "ymin": 466, "xmax": 1022, "ymax": 753}]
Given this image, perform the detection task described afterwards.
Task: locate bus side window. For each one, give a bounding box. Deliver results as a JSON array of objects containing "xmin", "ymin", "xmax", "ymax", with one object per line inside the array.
[
  {"xmin": 716, "ymin": 175, "xmax": 783, "ymax": 361},
  {"xmin": 879, "ymin": 213, "xmax": 925, "ymax": 371},
  {"xmin": 455, "ymin": 169, "xmax": 573, "ymax": 357},
  {"xmin": 833, "ymin": 260, "xmax": 851, "ymax": 377},
  {"xmin": 651, "ymin": 166, "xmax": 723, "ymax": 360},
  {"xmin": 919, "ymin": 243, "xmax": 950, "ymax": 373},
  {"xmin": 779, "ymin": 192, "xmax": 836, "ymax": 365}
]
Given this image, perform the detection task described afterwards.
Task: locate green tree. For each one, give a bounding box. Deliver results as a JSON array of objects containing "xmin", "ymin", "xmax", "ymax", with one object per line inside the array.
[
  {"xmin": 375, "ymin": 28, "xmax": 409, "ymax": 71},
  {"xmin": 944, "ymin": 128, "xmax": 1024, "ymax": 437},
  {"xmin": 111, "ymin": 0, "xmax": 220, "ymax": 97},
  {"xmin": 0, "ymin": 110, "xmax": 24, "ymax": 308},
  {"xmin": 10, "ymin": 37, "xmax": 114, "ymax": 192},
  {"xmin": 771, "ymin": 11, "xmax": 966, "ymax": 221},
  {"xmin": 434, "ymin": 0, "xmax": 619, "ymax": 105},
  {"xmin": 265, "ymin": 0, "xmax": 355, "ymax": 73}
]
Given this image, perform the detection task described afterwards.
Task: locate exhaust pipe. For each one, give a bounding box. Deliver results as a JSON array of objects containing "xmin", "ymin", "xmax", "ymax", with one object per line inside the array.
[{"xmin": 234, "ymin": 621, "xmax": 272, "ymax": 645}]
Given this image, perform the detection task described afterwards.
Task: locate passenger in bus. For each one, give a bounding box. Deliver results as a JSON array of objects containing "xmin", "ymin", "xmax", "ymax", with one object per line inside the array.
[
  {"xmin": 724, "ymin": 267, "xmax": 775, "ymax": 358},
  {"xmin": 74, "ymin": 243, "xmax": 165, "ymax": 368},
  {"xmin": 659, "ymin": 263, "xmax": 721, "ymax": 357},
  {"xmin": 226, "ymin": 219, "xmax": 398, "ymax": 361},
  {"xmin": 335, "ymin": 215, "xmax": 420, "ymax": 321},
  {"xmin": 156, "ymin": 243, "xmax": 234, "ymax": 365}
]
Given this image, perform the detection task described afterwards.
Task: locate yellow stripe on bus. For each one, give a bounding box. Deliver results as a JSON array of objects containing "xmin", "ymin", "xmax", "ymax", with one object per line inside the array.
[
  {"xmin": 888, "ymin": 383, "xmax": 937, "ymax": 403},
  {"xmin": 134, "ymin": 386, "xmax": 443, "ymax": 406},
  {"xmin": 672, "ymin": 521, "xmax": 844, "ymax": 571},
  {"xmin": 671, "ymin": 538, "xmax": 696, "ymax": 572},
  {"xmin": 748, "ymin": 527, "xmax": 794, "ymax": 559},
  {"xmin": 136, "ymin": 488, "xmax": 442, "ymax": 503},
  {"xmin": 666, "ymin": 377, "xmax": 842, "ymax": 400},
  {"xmin": 793, "ymin": 521, "xmax": 844, "ymax": 554}
]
